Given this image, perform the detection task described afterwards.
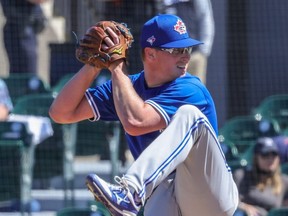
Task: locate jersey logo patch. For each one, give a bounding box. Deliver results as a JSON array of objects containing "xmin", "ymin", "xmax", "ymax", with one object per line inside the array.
[
  {"xmin": 174, "ymin": 19, "xmax": 187, "ymax": 35},
  {"xmin": 147, "ymin": 35, "xmax": 156, "ymax": 46}
]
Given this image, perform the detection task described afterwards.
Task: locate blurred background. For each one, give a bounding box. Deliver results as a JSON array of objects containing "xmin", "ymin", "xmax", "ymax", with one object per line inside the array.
[{"xmin": 0, "ymin": 0, "xmax": 288, "ymax": 215}]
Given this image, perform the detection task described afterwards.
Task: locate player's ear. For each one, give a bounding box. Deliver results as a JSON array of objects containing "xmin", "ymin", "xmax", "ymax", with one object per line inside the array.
[{"xmin": 145, "ymin": 48, "xmax": 156, "ymax": 60}]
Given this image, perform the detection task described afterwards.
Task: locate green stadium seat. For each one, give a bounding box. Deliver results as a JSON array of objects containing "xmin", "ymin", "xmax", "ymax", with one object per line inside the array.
[
  {"xmin": 0, "ymin": 121, "xmax": 33, "ymax": 215},
  {"xmin": 88, "ymin": 200, "xmax": 111, "ymax": 216},
  {"xmin": 254, "ymin": 94, "xmax": 288, "ymax": 135},
  {"xmin": 268, "ymin": 207, "xmax": 288, "ymax": 216},
  {"xmin": 0, "ymin": 140, "xmax": 25, "ymax": 214},
  {"xmin": 56, "ymin": 206, "xmax": 110, "ymax": 216},
  {"xmin": 1, "ymin": 73, "xmax": 51, "ymax": 104},
  {"xmin": 0, "ymin": 121, "xmax": 32, "ymax": 145},
  {"xmin": 11, "ymin": 93, "xmax": 77, "ymax": 205},
  {"xmin": 11, "ymin": 93, "xmax": 65, "ymax": 182},
  {"xmin": 75, "ymin": 120, "xmax": 125, "ymax": 180},
  {"xmin": 75, "ymin": 120, "xmax": 112, "ymax": 158},
  {"xmin": 11, "ymin": 93, "xmax": 53, "ymax": 117},
  {"xmin": 281, "ymin": 162, "xmax": 288, "ymax": 175},
  {"xmin": 219, "ymin": 137, "xmax": 248, "ymax": 172},
  {"xmin": 51, "ymin": 69, "xmax": 111, "ymax": 96},
  {"xmin": 219, "ymin": 115, "xmax": 279, "ymax": 158}
]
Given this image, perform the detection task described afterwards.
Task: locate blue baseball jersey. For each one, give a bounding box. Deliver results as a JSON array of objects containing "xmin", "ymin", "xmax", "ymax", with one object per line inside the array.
[{"xmin": 86, "ymin": 71, "xmax": 218, "ymax": 159}]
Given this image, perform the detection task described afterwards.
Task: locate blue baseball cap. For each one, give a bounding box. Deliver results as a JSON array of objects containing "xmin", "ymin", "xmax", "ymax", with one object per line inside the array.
[
  {"xmin": 254, "ymin": 137, "xmax": 279, "ymax": 155},
  {"xmin": 141, "ymin": 14, "xmax": 203, "ymax": 48}
]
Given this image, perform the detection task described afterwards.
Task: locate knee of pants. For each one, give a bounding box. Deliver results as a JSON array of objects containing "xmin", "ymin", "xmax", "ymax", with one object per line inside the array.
[{"xmin": 175, "ymin": 105, "xmax": 205, "ymax": 120}]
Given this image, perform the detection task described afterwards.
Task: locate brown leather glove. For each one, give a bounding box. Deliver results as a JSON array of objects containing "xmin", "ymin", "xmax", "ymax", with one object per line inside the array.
[{"xmin": 75, "ymin": 21, "xmax": 134, "ymax": 69}]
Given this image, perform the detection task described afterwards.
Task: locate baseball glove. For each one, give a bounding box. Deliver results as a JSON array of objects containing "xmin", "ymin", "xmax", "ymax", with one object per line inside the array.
[{"xmin": 75, "ymin": 21, "xmax": 133, "ymax": 68}]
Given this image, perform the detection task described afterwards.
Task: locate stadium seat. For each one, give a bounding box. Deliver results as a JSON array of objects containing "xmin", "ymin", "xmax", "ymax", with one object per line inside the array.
[
  {"xmin": 0, "ymin": 121, "xmax": 32, "ymax": 145},
  {"xmin": 0, "ymin": 140, "xmax": 25, "ymax": 214},
  {"xmin": 281, "ymin": 162, "xmax": 288, "ymax": 175},
  {"xmin": 268, "ymin": 207, "xmax": 288, "ymax": 216},
  {"xmin": 88, "ymin": 200, "xmax": 111, "ymax": 216},
  {"xmin": 75, "ymin": 120, "xmax": 124, "ymax": 180},
  {"xmin": 88, "ymin": 200, "xmax": 143, "ymax": 216},
  {"xmin": 56, "ymin": 206, "xmax": 110, "ymax": 216},
  {"xmin": 12, "ymin": 93, "xmax": 77, "ymax": 205},
  {"xmin": 51, "ymin": 69, "xmax": 111, "ymax": 96},
  {"xmin": 75, "ymin": 120, "xmax": 112, "ymax": 158},
  {"xmin": 219, "ymin": 136, "xmax": 248, "ymax": 172},
  {"xmin": 1, "ymin": 73, "xmax": 51, "ymax": 104},
  {"xmin": 219, "ymin": 115, "xmax": 279, "ymax": 158},
  {"xmin": 254, "ymin": 94, "xmax": 288, "ymax": 135},
  {"xmin": 0, "ymin": 121, "xmax": 33, "ymax": 215}
]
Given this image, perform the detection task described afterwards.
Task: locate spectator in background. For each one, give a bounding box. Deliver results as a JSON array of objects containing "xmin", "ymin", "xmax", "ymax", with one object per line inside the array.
[
  {"xmin": 161, "ymin": 0, "xmax": 215, "ymax": 84},
  {"xmin": 233, "ymin": 137, "xmax": 288, "ymax": 216},
  {"xmin": 273, "ymin": 135, "xmax": 288, "ymax": 164},
  {"xmin": 0, "ymin": 0, "xmax": 48, "ymax": 74},
  {"xmin": 0, "ymin": 79, "xmax": 13, "ymax": 120}
]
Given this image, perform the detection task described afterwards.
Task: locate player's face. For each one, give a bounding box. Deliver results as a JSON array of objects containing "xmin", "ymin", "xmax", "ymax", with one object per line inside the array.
[
  {"xmin": 155, "ymin": 47, "xmax": 191, "ymax": 77},
  {"xmin": 257, "ymin": 152, "xmax": 280, "ymax": 172}
]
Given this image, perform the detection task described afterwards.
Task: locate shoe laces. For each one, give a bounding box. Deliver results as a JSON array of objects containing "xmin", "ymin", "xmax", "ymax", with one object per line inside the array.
[
  {"xmin": 113, "ymin": 176, "xmax": 141, "ymax": 210},
  {"xmin": 114, "ymin": 176, "xmax": 129, "ymax": 189},
  {"xmin": 113, "ymin": 176, "xmax": 131, "ymax": 195}
]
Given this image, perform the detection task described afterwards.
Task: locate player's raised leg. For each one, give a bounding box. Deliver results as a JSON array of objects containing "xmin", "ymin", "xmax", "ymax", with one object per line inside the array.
[
  {"xmin": 86, "ymin": 105, "xmax": 238, "ymax": 216},
  {"xmin": 173, "ymin": 107, "xmax": 239, "ymax": 216}
]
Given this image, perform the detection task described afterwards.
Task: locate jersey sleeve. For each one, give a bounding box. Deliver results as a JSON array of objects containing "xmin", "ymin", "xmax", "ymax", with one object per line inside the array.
[
  {"xmin": 85, "ymin": 80, "xmax": 119, "ymax": 121},
  {"xmin": 84, "ymin": 73, "xmax": 141, "ymax": 122}
]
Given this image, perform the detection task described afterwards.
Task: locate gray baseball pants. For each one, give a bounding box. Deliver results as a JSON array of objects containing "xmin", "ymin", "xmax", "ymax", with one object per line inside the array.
[{"xmin": 124, "ymin": 105, "xmax": 239, "ymax": 216}]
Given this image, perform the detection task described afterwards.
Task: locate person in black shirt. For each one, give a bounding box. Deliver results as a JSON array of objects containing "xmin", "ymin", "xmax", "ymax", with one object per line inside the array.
[{"xmin": 0, "ymin": 0, "xmax": 47, "ymax": 74}]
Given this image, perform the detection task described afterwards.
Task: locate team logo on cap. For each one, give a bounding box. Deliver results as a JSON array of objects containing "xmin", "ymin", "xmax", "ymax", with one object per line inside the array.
[
  {"xmin": 174, "ymin": 20, "xmax": 187, "ymax": 35},
  {"xmin": 147, "ymin": 35, "xmax": 156, "ymax": 46}
]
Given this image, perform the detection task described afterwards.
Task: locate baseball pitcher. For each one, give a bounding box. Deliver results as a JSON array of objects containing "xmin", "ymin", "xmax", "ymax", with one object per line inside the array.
[{"xmin": 49, "ymin": 14, "xmax": 239, "ymax": 216}]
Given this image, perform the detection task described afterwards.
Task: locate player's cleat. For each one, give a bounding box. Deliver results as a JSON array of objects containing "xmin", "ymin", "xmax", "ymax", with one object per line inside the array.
[{"xmin": 86, "ymin": 174, "xmax": 141, "ymax": 216}]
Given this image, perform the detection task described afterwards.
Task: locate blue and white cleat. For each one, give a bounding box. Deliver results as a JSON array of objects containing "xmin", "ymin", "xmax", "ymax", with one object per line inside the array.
[{"xmin": 86, "ymin": 174, "xmax": 141, "ymax": 216}]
